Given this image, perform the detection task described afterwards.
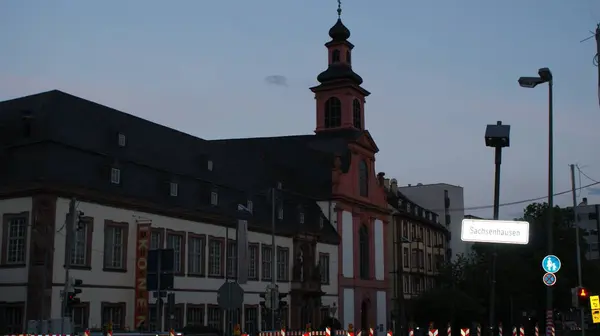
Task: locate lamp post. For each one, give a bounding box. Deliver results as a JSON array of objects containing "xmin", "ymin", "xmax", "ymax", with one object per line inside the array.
[
  {"xmin": 518, "ymin": 68, "xmax": 554, "ymax": 335},
  {"xmin": 484, "ymin": 120, "xmax": 511, "ymax": 336}
]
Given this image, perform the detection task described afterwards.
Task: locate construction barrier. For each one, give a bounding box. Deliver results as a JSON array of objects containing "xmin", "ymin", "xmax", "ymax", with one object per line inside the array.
[
  {"xmin": 476, "ymin": 325, "xmax": 481, "ymax": 336},
  {"xmin": 461, "ymin": 328, "xmax": 470, "ymax": 336},
  {"xmin": 519, "ymin": 327, "xmax": 524, "ymax": 336},
  {"xmin": 535, "ymin": 324, "xmax": 539, "ymax": 336},
  {"xmin": 512, "ymin": 327, "xmax": 517, "ymax": 336},
  {"xmin": 409, "ymin": 328, "xmax": 414, "ymax": 336},
  {"xmin": 429, "ymin": 329, "xmax": 439, "ymax": 336},
  {"xmin": 498, "ymin": 323, "xmax": 503, "ymax": 336}
]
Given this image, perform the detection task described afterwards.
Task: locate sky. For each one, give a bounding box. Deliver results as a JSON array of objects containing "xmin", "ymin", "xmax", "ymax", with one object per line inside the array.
[{"xmin": 1, "ymin": 0, "xmax": 600, "ymax": 220}]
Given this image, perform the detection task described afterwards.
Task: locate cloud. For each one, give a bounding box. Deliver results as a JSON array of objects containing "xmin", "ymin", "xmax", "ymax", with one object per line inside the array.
[
  {"xmin": 587, "ymin": 188, "xmax": 600, "ymax": 196},
  {"xmin": 264, "ymin": 75, "xmax": 288, "ymax": 87}
]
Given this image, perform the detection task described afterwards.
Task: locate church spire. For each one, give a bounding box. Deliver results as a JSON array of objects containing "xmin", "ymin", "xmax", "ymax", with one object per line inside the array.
[{"xmin": 310, "ymin": 2, "xmax": 370, "ymax": 134}]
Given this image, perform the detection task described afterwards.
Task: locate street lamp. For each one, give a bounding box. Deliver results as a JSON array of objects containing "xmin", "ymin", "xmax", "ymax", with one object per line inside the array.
[
  {"xmin": 518, "ymin": 67, "xmax": 554, "ymax": 335},
  {"xmin": 485, "ymin": 120, "xmax": 511, "ymax": 335}
]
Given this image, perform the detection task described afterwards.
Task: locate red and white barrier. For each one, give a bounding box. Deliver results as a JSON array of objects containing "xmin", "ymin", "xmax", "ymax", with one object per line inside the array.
[
  {"xmin": 387, "ymin": 330, "xmax": 393, "ymax": 336},
  {"xmin": 476, "ymin": 325, "xmax": 481, "ymax": 336},
  {"xmin": 461, "ymin": 328, "xmax": 470, "ymax": 336},
  {"xmin": 429, "ymin": 329, "xmax": 439, "ymax": 336},
  {"xmin": 512, "ymin": 327, "xmax": 517, "ymax": 336},
  {"xmin": 535, "ymin": 324, "xmax": 539, "ymax": 336},
  {"xmin": 519, "ymin": 327, "xmax": 524, "ymax": 336},
  {"xmin": 498, "ymin": 323, "xmax": 503, "ymax": 336},
  {"xmin": 409, "ymin": 328, "xmax": 415, "ymax": 336},
  {"xmin": 447, "ymin": 324, "xmax": 451, "ymax": 336}
]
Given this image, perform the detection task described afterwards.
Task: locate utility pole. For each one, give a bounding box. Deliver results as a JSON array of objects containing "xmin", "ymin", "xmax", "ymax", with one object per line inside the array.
[
  {"xmin": 271, "ymin": 187, "xmax": 277, "ymax": 330},
  {"xmin": 570, "ymin": 164, "xmax": 585, "ymax": 336},
  {"xmin": 61, "ymin": 197, "xmax": 76, "ymax": 334}
]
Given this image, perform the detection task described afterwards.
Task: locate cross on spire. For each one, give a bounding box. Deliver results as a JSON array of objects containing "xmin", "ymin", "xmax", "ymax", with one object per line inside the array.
[{"xmin": 337, "ymin": 0, "xmax": 342, "ymax": 18}]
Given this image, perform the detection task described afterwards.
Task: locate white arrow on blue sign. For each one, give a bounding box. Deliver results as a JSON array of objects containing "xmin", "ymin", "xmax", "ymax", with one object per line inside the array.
[{"xmin": 541, "ymin": 255, "xmax": 561, "ymax": 274}]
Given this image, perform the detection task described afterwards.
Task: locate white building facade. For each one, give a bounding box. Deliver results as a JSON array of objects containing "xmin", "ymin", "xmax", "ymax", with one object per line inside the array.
[
  {"xmin": 571, "ymin": 198, "xmax": 600, "ymax": 260},
  {"xmin": 398, "ymin": 183, "xmax": 467, "ymax": 260},
  {"xmin": 0, "ymin": 196, "xmax": 338, "ymax": 332}
]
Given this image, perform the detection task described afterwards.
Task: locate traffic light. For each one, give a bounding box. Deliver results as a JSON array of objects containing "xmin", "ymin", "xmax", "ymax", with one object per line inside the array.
[
  {"xmin": 573, "ymin": 286, "xmax": 589, "ymax": 307},
  {"xmin": 278, "ymin": 293, "xmax": 288, "ymax": 310},
  {"xmin": 67, "ymin": 278, "xmax": 83, "ymax": 307}
]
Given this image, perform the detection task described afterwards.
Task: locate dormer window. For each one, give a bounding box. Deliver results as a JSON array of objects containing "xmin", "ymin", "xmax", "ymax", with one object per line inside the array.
[
  {"xmin": 407, "ymin": 204, "xmax": 411, "ymax": 212},
  {"xmin": 169, "ymin": 182, "xmax": 178, "ymax": 197},
  {"xmin": 247, "ymin": 200, "xmax": 253, "ymax": 213},
  {"xmin": 398, "ymin": 199, "xmax": 403, "ymax": 208},
  {"xmin": 299, "ymin": 211, "xmax": 305, "ymax": 224},
  {"xmin": 207, "ymin": 160, "xmax": 213, "ymax": 171},
  {"xmin": 110, "ymin": 168, "xmax": 121, "ymax": 184},
  {"xmin": 210, "ymin": 188, "xmax": 218, "ymax": 205},
  {"xmin": 118, "ymin": 133, "xmax": 126, "ymax": 147},
  {"xmin": 278, "ymin": 206, "xmax": 284, "ymax": 220}
]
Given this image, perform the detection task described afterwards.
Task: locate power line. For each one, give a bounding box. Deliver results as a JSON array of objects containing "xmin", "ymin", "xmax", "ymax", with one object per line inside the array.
[{"xmin": 576, "ymin": 164, "xmax": 600, "ymax": 184}]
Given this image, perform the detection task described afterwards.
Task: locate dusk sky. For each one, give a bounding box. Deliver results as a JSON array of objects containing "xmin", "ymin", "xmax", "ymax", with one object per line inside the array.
[{"xmin": 1, "ymin": 0, "xmax": 599, "ymax": 219}]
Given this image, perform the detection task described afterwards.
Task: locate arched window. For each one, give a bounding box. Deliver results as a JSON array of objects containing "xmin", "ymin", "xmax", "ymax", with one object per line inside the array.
[
  {"xmin": 346, "ymin": 50, "xmax": 352, "ymax": 65},
  {"xmin": 359, "ymin": 160, "xmax": 368, "ymax": 197},
  {"xmin": 324, "ymin": 97, "xmax": 342, "ymax": 128},
  {"xmin": 359, "ymin": 225, "xmax": 369, "ymax": 279},
  {"xmin": 332, "ymin": 49, "xmax": 341, "ymax": 63},
  {"xmin": 353, "ymin": 99, "xmax": 361, "ymax": 129}
]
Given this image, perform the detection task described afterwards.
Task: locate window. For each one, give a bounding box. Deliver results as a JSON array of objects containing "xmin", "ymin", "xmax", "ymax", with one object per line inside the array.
[
  {"xmin": 277, "ymin": 181, "xmax": 283, "ymax": 189},
  {"xmin": 71, "ymin": 218, "xmax": 92, "ymax": 267},
  {"xmin": 262, "ymin": 245, "xmax": 273, "ymax": 281},
  {"xmin": 403, "ymin": 275, "xmax": 409, "ymax": 294},
  {"xmin": 359, "ymin": 160, "xmax": 368, "ymax": 197},
  {"xmin": 211, "ymin": 189, "xmax": 219, "ymax": 205},
  {"xmin": 103, "ymin": 222, "xmax": 128, "ymax": 270},
  {"xmin": 332, "ymin": 49, "xmax": 341, "ymax": 63},
  {"xmin": 187, "ymin": 304, "xmax": 205, "ymax": 326},
  {"xmin": 110, "ymin": 168, "xmax": 120, "ymax": 184},
  {"xmin": 207, "ymin": 160, "xmax": 214, "ymax": 171},
  {"xmin": 278, "ymin": 306, "xmax": 289, "ymax": 330},
  {"xmin": 188, "ymin": 234, "xmax": 205, "ymax": 275},
  {"xmin": 359, "ymin": 225, "xmax": 369, "ymax": 279},
  {"xmin": 411, "ymin": 249, "xmax": 417, "ymax": 269},
  {"xmin": 167, "ymin": 232, "xmax": 184, "ymax": 274},
  {"xmin": 207, "ymin": 306, "xmax": 222, "ymax": 329},
  {"xmin": 170, "ymin": 182, "xmax": 178, "ymax": 197},
  {"xmin": 101, "ymin": 303, "xmax": 125, "ymax": 330},
  {"xmin": 1, "ymin": 303, "xmax": 24, "ymax": 333},
  {"xmin": 299, "ymin": 211, "xmax": 305, "ymax": 224},
  {"xmin": 3, "ymin": 214, "xmax": 28, "ymax": 265},
  {"xmin": 427, "ymin": 253, "xmax": 432, "ymax": 271},
  {"xmin": 118, "ymin": 133, "xmax": 126, "ymax": 147},
  {"xmin": 277, "ymin": 247, "xmax": 289, "ymax": 281},
  {"xmin": 247, "ymin": 200, "xmax": 253, "ymax": 213},
  {"xmin": 150, "ymin": 230, "xmax": 163, "ymax": 250},
  {"xmin": 278, "ymin": 206, "xmax": 284, "ymax": 220},
  {"xmin": 227, "ymin": 240, "xmax": 238, "ymax": 278},
  {"xmin": 319, "ymin": 253, "xmax": 330, "ymax": 284},
  {"xmin": 208, "ymin": 239, "xmax": 223, "ymax": 277},
  {"xmin": 166, "ymin": 305, "xmax": 184, "ymax": 329},
  {"xmin": 353, "ymin": 99, "xmax": 361, "ymax": 129},
  {"xmin": 411, "ymin": 223, "xmax": 416, "ymax": 240},
  {"xmin": 225, "ymin": 309, "xmax": 242, "ymax": 334},
  {"xmin": 244, "ymin": 306, "xmax": 258, "ymax": 336},
  {"xmin": 426, "ymin": 230, "xmax": 431, "ymax": 246},
  {"xmin": 148, "ymin": 304, "xmax": 158, "ymax": 330},
  {"xmin": 248, "ymin": 244, "xmax": 259, "ymax": 280},
  {"xmin": 71, "ymin": 304, "xmax": 89, "ymax": 331},
  {"xmin": 324, "ymin": 97, "xmax": 342, "ymax": 128},
  {"xmin": 419, "ymin": 227, "xmax": 424, "ymax": 241},
  {"xmin": 402, "ymin": 247, "xmax": 409, "ymax": 268},
  {"xmin": 402, "ymin": 221, "xmax": 408, "ymax": 238},
  {"xmin": 418, "ymin": 250, "xmax": 424, "ymax": 269}
]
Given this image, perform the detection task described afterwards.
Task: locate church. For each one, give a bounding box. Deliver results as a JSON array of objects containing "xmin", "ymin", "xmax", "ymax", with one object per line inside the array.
[{"xmin": 0, "ymin": 4, "xmax": 390, "ymax": 333}]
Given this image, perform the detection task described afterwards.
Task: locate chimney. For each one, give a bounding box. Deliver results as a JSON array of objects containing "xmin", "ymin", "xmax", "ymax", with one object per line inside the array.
[
  {"xmin": 377, "ymin": 172, "xmax": 385, "ymax": 186},
  {"xmin": 383, "ymin": 178, "xmax": 390, "ymax": 190},
  {"xmin": 391, "ymin": 178, "xmax": 398, "ymax": 193},
  {"xmin": 582, "ymin": 197, "xmax": 588, "ymax": 205}
]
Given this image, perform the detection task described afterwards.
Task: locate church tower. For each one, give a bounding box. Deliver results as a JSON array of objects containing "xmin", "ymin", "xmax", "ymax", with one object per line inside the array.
[{"xmin": 310, "ymin": 3, "xmax": 370, "ymax": 133}]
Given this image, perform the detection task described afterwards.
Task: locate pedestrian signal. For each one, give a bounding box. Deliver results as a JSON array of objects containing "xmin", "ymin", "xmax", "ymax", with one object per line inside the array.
[{"xmin": 578, "ymin": 287, "xmax": 589, "ymax": 297}]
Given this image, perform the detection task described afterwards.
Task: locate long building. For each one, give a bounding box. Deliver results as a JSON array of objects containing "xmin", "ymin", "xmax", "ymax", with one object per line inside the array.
[{"xmin": 0, "ymin": 6, "xmax": 391, "ymax": 334}]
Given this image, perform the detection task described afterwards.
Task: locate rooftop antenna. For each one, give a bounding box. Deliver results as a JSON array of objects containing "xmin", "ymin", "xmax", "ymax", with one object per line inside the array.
[
  {"xmin": 580, "ymin": 23, "xmax": 600, "ymax": 108},
  {"xmin": 337, "ymin": 0, "xmax": 342, "ymax": 18}
]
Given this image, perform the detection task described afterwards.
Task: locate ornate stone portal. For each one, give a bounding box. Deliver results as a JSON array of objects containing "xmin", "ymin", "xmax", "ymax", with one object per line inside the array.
[{"xmin": 290, "ymin": 237, "xmax": 326, "ymax": 329}]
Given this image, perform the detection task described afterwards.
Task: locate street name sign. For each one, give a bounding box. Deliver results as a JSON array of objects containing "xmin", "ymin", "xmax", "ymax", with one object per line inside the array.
[
  {"xmin": 461, "ymin": 219, "xmax": 530, "ymax": 245},
  {"xmin": 541, "ymin": 255, "xmax": 561, "ymax": 274}
]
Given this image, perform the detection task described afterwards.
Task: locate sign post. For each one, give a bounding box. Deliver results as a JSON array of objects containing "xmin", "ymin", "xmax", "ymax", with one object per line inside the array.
[{"xmin": 460, "ymin": 219, "xmax": 530, "ymax": 245}]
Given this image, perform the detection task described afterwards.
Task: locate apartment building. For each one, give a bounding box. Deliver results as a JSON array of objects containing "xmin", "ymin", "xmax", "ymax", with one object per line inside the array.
[
  {"xmin": 398, "ymin": 183, "xmax": 465, "ymax": 259},
  {"xmin": 384, "ymin": 179, "xmax": 449, "ymax": 325},
  {"xmin": 570, "ymin": 198, "xmax": 600, "ymax": 260}
]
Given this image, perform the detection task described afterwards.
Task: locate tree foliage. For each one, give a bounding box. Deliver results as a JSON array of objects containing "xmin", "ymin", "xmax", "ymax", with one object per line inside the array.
[{"xmin": 411, "ymin": 202, "xmax": 600, "ymax": 326}]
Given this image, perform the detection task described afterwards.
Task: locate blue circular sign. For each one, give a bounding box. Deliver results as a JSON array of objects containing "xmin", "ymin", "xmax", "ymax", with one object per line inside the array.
[
  {"xmin": 542, "ymin": 255, "xmax": 561, "ymax": 274},
  {"xmin": 542, "ymin": 272, "xmax": 557, "ymax": 286}
]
